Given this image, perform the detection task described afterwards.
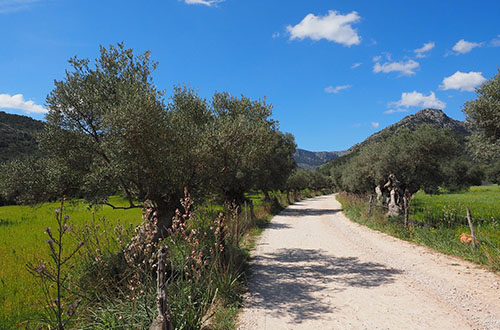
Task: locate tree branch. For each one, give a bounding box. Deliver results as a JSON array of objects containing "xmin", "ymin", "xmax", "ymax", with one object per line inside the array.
[{"xmin": 104, "ymin": 202, "xmax": 142, "ymax": 210}]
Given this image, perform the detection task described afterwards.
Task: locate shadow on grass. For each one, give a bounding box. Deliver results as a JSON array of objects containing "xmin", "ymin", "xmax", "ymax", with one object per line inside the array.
[{"xmin": 246, "ymin": 248, "xmax": 402, "ymax": 323}]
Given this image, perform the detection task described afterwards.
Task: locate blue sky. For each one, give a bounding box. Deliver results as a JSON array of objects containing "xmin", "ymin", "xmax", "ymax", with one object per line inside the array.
[{"xmin": 1, "ymin": 0, "xmax": 499, "ymax": 151}]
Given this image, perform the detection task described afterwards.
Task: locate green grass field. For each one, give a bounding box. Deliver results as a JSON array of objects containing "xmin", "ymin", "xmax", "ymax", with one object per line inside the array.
[
  {"xmin": 338, "ymin": 185, "xmax": 500, "ymax": 272},
  {"xmin": 0, "ymin": 197, "xmax": 142, "ymax": 329},
  {"xmin": 411, "ymin": 185, "xmax": 500, "ymax": 226}
]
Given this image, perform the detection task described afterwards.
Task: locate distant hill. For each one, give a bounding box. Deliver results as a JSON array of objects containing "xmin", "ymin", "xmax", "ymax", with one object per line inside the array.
[
  {"xmin": 347, "ymin": 108, "xmax": 469, "ymax": 154},
  {"xmin": 294, "ymin": 149, "xmax": 347, "ymax": 170},
  {"xmin": 0, "ymin": 111, "xmax": 44, "ymax": 163},
  {"xmin": 319, "ymin": 108, "xmax": 470, "ymax": 173}
]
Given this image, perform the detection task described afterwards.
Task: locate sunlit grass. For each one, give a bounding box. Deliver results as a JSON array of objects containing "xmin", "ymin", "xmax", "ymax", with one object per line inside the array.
[
  {"xmin": 0, "ymin": 196, "xmax": 142, "ymax": 328},
  {"xmin": 411, "ymin": 185, "xmax": 500, "ymax": 226},
  {"xmin": 0, "ymin": 190, "xmax": 327, "ymax": 328},
  {"xmin": 337, "ymin": 186, "xmax": 500, "ymax": 272}
]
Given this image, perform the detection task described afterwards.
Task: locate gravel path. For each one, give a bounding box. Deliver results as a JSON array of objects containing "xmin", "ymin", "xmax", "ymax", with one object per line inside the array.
[{"xmin": 238, "ymin": 194, "xmax": 500, "ymax": 330}]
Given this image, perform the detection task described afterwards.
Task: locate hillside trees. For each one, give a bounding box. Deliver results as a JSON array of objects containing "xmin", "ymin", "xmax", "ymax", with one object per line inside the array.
[
  {"xmin": 338, "ymin": 125, "xmax": 461, "ymax": 222},
  {"xmin": 463, "ymin": 69, "xmax": 500, "ymax": 162},
  {"xmin": 0, "ymin": 43, "xmax": 296, "ymax": 235}
]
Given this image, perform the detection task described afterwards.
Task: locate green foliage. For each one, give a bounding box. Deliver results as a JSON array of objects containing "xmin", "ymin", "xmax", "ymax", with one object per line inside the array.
[
  {"xmin": 463, "ymin": 69, "xmax": 500, "ymax": 162},
  {"xmin": 1, "ymin": 44, "xmax": 296, "ymax": 235},
  {"xmin": 485, "ymin": 162, "xmax": 500, "ymax": 184},
  {"xmin": 333, "ymin": 125, "xmax": 461, "ymax": 195},
  {"xmin": 286, "ymin": 169, "xmax": 332, "ymax": 193},
  {"xmin": 441, "ymin": 159, "xmax": 484, "ymax": 192},
  {"xmin": 207, "ymin": 93, "xmax": 296, "ymax": 203},
  {"xmin": 0, "ymin": 110, "xmax": 44, "ymax": 163},
  {"xmin": 0, "ymin": 157, "xmax": 78, "ymax": 205}
]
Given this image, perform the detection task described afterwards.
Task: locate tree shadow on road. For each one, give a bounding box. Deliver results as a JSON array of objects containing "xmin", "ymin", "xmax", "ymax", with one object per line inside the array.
[
  {"xmin": 279, "ymin": 208, "xmax": 341, "ymax": 217},
  {"xmin": 265, "ymin": 222, "xmax": 292, "ymax": 230},
  {"xmin": 246, "ymin": 248, "xmax": 402, "ymax": 323}
]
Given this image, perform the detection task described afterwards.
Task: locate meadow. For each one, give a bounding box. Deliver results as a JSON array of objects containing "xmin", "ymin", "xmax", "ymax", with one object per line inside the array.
[
  {"xmin": 0, "ymin": 196, "xmax": 142, "ymax": 328},
  {"xmin": 411, "ymin": 185, "xmax": 500, "ymax": 226},
  {"xmin": 0, "ymin": 189, "xmax": 320, "ymax": 329},
  {"xmin": 337, "ymin": 185, "xmax": 500, "ymax": 271}
]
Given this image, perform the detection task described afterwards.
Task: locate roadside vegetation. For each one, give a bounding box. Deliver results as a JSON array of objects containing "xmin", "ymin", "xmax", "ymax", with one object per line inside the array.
[
  {"xmin": 0, "ymin": 197, "xmax": 142, "ymax": 328},
  {"xmin": 0, "ymin": 189, "xmax": 324, "ymax": 329},
  {"xmin": 337, "ymin": 185, "xmax": 500, "ymax": 271}
]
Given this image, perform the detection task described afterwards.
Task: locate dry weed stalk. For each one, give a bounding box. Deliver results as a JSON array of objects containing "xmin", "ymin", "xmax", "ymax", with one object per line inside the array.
[{"xmin": 26, "ymin": 196, "xmax": 83, "ymax": 329}]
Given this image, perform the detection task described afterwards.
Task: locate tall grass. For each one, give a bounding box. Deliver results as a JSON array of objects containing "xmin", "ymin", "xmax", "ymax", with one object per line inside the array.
[
  {"xmin": 337, "ymin": 186, "xmax": 500, "ymax": 271},
  {"xmin": 0, "ymin": 196, "xmax": 142, "ymax": 329},
  {"xmin": 1, "ymin": 189, "xmax": 326, "ymax": 329}
]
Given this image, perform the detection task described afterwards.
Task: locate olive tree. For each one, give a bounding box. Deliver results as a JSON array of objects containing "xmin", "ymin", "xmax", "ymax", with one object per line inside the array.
[
  {"xmin": 206, "ymin": 92, "xmax": 295, "ymax": 203},
  {"xmin": 463, "ymin": 69, "xmax": 500, "ymax": 162},
  {"xmin": 0, "ymin": 44, "xmax": 297, "ymax": 235},
  {"xmin": 4, "ymin": 44, "xmax": 211, "ymax": 235},
  {"xmin": 340, "ymin": 125, "xmax": 461, "ymax": 222}
]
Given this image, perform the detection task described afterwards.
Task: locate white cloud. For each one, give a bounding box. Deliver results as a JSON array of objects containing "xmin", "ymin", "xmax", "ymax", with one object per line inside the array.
[
  {"xmin": 272, "ymin": 32, "xmax": 280, "ymax": 39},
  {"xmin": 184, "ymin": 0, "xmax": 223, "ymax": 6},
  {"xmin": 414, "ymin": 42, "xmax": 435, "ymax": 54},
  {"xmin": 384, "ymin": 108, "xmax": 409, "ymax": 114},
  {"xmin": 490, "ymin": 35, "xmax": 500, "ymax": 47},
  {"xmin": 440, "ymin": 71, "xmax": 486, "ymax": 92},
  {"xmin": 286, "ymin": 10, "xmax": 361, "ymax": 46},
  {"xmin": 0, "ymin": 0, "xmax": 40, "ymax": 13},
  {"xmin": 0, "ymin": 93, "xmax": 46, "ymax": 114},
  {"xmin": 414, "ymin": 42, "xmax": 435, "ymax": 58},
  {"xmin": 325, "ymin": 85, "xmax": 352, "ymax": 94},
  {"xmin": 351, "ymin": 62, "xmax": 362, "ymax": 69},
  {"xmin": 373, "ymin": 53, "xmax": 392, "ymax": 62},
  {"xmin": 452, "ymin": 39, "xmax": 483, "ymax": 54},
  {"xmin": 373, "ymin": 59, "xmax": 419, "ymax": 76},
  {"xmin": 390, "ymin": 91, "xmax": 446, "ymax": 109},
  {"xmin": 371, "ymin": 122, "xmax": 380, "ymax": 129}
]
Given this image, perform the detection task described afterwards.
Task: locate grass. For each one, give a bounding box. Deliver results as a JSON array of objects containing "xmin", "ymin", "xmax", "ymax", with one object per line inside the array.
[
  {"xmin": 337, "ymin": 185, "xmax": 500, "ymax": 272},
  {"xmin": 411, "ymin": 185, "xmax": 500, "ymax": 227},
  {"xmin": 0, "ymin": 196, "xmax": 142, "ymax": 329},
  {"xmin": 0, "ymin": 189, "xmax": 326, "ymax": 329}
]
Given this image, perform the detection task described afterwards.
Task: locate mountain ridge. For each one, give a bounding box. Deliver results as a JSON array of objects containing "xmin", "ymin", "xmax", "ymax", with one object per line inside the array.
[
  {"xmin": 295, "ymin": 109, "xmax": 469, "ymax": 170},
  {"xmin": 294, "ymin": 149, "xmax": 347, "ymax": 170},
  {"xmin": 347, "ymin": 108, "xmax": 468, "ymax": 153}
]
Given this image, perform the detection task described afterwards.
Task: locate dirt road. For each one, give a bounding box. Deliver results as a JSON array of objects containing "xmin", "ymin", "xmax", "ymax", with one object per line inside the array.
[{"xmin": 238, "ymin": 195, "xmax": 500, "ymax": 329}]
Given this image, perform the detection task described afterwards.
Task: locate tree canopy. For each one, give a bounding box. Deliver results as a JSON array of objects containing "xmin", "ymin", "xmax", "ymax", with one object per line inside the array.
[
  {"xmin": 0, "ymin": 43, "xmax": 296, "ymax": 233},
  {"xmin": 463, "ymin": 69, "xmax": 500, "ymax": 162},
  {"xmin": 335, "ymin": 125, "xmax": 462, "ymax": 195}
]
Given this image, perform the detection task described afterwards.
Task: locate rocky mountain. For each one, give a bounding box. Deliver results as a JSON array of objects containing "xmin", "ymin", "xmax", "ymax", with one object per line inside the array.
[
  {"xmin": 294, "ymin": 109, "xmax": 467, "ymax": 170},
  {"xmin": 0, "ymin": 111, "xmax": 44, "ymax": 163},
  {"xmin": 346, "ymin": 108, "xmax": 469, "ymax": 154},
  {"xmin": 294, "ymin": 149, "xmax": 347, "ymax": 170},
  {"xmin": 318, "ymin": 109, "xmax": 470, "ymax": 173}
]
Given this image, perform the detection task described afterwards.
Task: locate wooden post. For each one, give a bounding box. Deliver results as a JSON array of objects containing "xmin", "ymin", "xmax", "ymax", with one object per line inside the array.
[
  {"xmin": 466, "ymin": 206, "xmax": 477, "ymax": 249},
  {"xmin": 368, "ymin": 195, "xmax": 373, "ymax": 214},
  {"xmin": 151, "ymin": 246, "xmax": 171, "ymax": 330},
  {"xmin": 403, "ymin": 196, "xmax": 409, "ymax": 227}
]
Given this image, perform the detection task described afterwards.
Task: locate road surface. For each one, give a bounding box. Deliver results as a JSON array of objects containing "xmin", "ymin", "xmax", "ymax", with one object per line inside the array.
[{"xmin": 238, "ymin": 194, "xmax": 500, "ymax": 329}]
